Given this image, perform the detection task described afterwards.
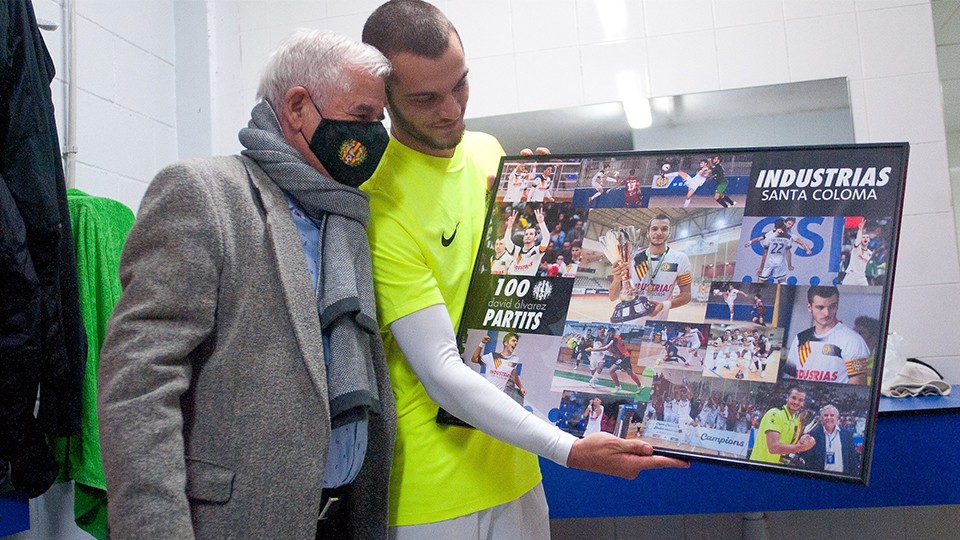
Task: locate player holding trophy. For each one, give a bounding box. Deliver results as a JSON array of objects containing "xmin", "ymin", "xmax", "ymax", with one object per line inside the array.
[
  {"xmin": 785, "ymin": 405, "xmax": 820, "ymax": 466},
  {"xmin": 605, "ymin": 214, "xmax": 692, "ymax": 323},
  {"xmin": 749, "ymin": 387, "xmax": 816, "ymax": 465}
]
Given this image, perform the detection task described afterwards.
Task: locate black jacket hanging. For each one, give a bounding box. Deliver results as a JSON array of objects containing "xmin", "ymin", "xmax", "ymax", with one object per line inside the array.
[{"xmin": 0, "ymin": 0, "xmax": 87, "ymax": 498}]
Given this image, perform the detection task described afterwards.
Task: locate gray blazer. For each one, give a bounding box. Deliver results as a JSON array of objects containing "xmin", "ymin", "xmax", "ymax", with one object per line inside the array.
[{"xmin": 98, "ymin": 156, "xmax": 394, "ymax": 539}]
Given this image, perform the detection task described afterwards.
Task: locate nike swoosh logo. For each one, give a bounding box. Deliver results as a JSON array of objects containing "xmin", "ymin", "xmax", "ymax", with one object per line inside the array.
[{"xmin": 441, "ymin": 222, "xmax": 459, "ymax": 247}]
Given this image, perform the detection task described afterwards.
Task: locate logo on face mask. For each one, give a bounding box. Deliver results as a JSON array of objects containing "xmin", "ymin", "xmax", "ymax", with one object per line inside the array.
[
  {"xmin": 306, "ymin": 118, "xmax": 389, "ymax": 188},
  {"xmin": 301, "ymin": 94, "xmax": 389, "ymax": 188},
  {"xmin": 339, "ymin": 139, "xmax": 368, "ymax": 167}
]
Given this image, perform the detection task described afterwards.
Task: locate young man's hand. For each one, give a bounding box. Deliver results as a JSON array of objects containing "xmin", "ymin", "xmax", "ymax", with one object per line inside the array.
[{"xmin": 567, "ymin": 432, "xmax": 690, "ymax": 480}]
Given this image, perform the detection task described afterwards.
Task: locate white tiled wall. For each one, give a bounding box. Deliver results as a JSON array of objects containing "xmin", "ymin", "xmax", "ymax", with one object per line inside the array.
[
  {"xmin": 714, "ymin": 21, "xmax": 790, "ymax": 88},
  {"xmin": 32, "ymin": 1, "xmax": 956, "ymax": 375},
  {"xmin": 229, "ymin": 0, "xmax": 958, "ymax": 380},
  {"xmin": 34, "ymin": 0, "xmax": 177, "ymax": 213}
]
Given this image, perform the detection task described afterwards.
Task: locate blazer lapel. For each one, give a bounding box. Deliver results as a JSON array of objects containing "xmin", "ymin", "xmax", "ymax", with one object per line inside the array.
[{"xmin": 240, "ymin": 157, "xmax": 329, "ymax": 403}]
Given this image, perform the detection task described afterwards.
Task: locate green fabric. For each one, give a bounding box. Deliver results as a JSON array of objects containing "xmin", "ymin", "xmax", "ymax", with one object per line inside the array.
[{"xmin": 53, "ymin": 189, "xmax": 135, "ymax": 540}]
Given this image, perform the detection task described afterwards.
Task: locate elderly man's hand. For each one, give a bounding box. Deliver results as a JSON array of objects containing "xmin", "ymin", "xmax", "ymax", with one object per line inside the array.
[{"xmin": 566, "ymin": 432, "xmax": 690, "ymax": 480}]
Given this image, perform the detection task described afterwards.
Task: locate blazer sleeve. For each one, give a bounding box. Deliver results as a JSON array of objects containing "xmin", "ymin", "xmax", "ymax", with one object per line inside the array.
[
  {"xmin": 802, "ymin": 427, "xmax": 826, "ymax": 471},
  {"xmin": 843, "ymin": 431, "xmax": 860, "ymax": 476},
  {"xmin": 97, "ymin": 163, "xmax": 224, "ymax": 539}
]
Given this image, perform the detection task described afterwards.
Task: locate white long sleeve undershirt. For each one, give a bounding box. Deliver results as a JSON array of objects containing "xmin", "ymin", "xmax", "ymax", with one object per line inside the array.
[{"xmin": 389, "ymin": 304, "xmax": 576, "ymax": 466}]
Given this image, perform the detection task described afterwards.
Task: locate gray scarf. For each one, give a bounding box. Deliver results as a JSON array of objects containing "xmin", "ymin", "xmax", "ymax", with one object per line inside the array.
[{"xmin": 239, "ymin": 100, "xmax": 381, "ymax": 427}]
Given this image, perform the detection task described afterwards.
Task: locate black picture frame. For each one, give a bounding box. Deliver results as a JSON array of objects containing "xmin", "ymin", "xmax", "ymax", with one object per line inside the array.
[{"xmin": 444, "ymin": 143, "xmax": 908, "ymax": 485}]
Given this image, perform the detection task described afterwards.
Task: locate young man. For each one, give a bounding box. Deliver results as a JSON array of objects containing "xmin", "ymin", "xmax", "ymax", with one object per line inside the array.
[
  {"xmin": 761, "ymin": 218, "xmax": 798, "ymax": 283},
  {"xmin": 360, "ymin": 2, "xmax": 687, "ymax": 536},
  {"xmin": 562, "ymin": 242, "xmax": 583, "ymax": 277},
  {"xmin": 708, "ymin": 331, "xmax": 726, "ymax": 375},
  {"xmin": 471, "ymin": 333, "xmax": 526, "ymax": 401},
  {"xmin": 573, "ymin": 328, "xmax": 593, "ymax": 369},
  {"xmin": 676, "ymin": 386, "xmax": 694, "ymax": 433},
  {"xmin": 665, "ymin": 158, "xmax": 711, "ymax": 207},
  {"xmin": 504, "ymin": 162, "xmax": 530, "ymax": 202},
  {"xmin": 681, "ymin": 324, "xmax": 703, "ymax": 365},
  {"xmin": 841, "ymin": 220, "xmax": 872, "ymax": 286},
  {"xmin": 743, "ymin": 217, "xmax": 813, "ymax": 256},
  {"xmin": 608, "ymin": 213, "xmax": 693, "ymax": 323},
  {"xmin": 98, "ymin": 31, "xmax": 395, "ymax": 538},
  {"xmin": 785, "ymin": 286, "xmax": 871, "ymax": 385},
  {"xmin": 720, "ymin": 329, "xmax": 736, "ymax": 370},
  {"xmin": 656, "ymin": 331, "xmax": 687, "ymax": 366},
  {"xmin": 528, "ymin": 165, "xmax": 555, "ymax": 202},
  {"xmin": 720, "ymin": 284, "xmax": 744, "ymax": 321},
  {"xmin": 751, "ymin": 294, "xmax": 767, "ymax": 326},
  {"xmin": 502, "ymin": 208, "xmax": 550, "ymax": 275},
  {"xmin": 617, "ymin": 168, "xmax": 643, "ymax": 208},
  {"xmin": 749, "ymin": 387, "xmax": 816, "ymax": 464},
  {"xmin": 603, "ymin": 327, "xmax": 644, "ymax": 394},
  {"xmin": 754, "ymin": 332, "xmax": 776, "ymax": 378},
  {"xmin": 582, "ymin": 397, "xmax": 604, "ymax": 435},
  {"xmin": 711, "ymin": 155, "xmax": 736, "ymax": 207},
  {"xmin": 489, "ymin": 237, "xmax": 511, "ymax": 274},
  {"xmin": 589, "ymin": 164, "xmax": 614, "ymax": 205},
  {"xmin": 588, "ymin": 327, "xmax": 609, "ymax": 388}
]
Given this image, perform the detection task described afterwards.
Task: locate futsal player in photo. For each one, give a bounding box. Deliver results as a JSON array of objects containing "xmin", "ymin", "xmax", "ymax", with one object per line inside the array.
[
  {"xmin": 471, "ymin": 333, "xmax": 527, "ymax": 403},
  {"xmin": 489, "ymin": 237, "xmax": 511, "ymax": 275},
  {"xmin": 527, "ymin": 165, "xmax": 555, "ymax": 203},
  {"xmin": 608, "ymin": 213, "xmax": 692, "ymax": 323},
  {"xmin": 785, "ymin": 286, "xmax": 871, "ymax": 385},
  {"xmin": 588, "ymin": 164, "xmax": 616, "ymax": 206},
  {"xmin": 503, "ymin": 162, "xmax": 531, "ymax": 202},
  {"xmin": 840, "ymin": 220, "xmax": 872, "ymax": 286},
  {"xmin": 616, "ymin": 169, "xmax": 643, "ymax": 208},
  {"xmin": 502, "ymin": 207, "xmax": 550, "ymax": 275},
  {"xmin": 661, "ymin": 158, "xmax": 712, "ymax": 208},
  {"xmin": 711, "ymin": 155, "xmax": 736, "ymax": 208}
]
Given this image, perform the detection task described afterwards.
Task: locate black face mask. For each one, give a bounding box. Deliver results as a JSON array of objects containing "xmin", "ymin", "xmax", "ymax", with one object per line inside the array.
[{"xmin": 304, "ymin": 115, "xmax": 389, "ymax": 188}]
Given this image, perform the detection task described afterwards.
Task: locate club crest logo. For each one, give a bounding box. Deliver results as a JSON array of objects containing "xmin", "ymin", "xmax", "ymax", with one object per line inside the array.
[
  {"xmin": 531, "ymin": 280, "xmax": 553, "ymax": 301},
  {"xmin": 339, "ymin": 139, "xmax": 367, "ymax": 167}
]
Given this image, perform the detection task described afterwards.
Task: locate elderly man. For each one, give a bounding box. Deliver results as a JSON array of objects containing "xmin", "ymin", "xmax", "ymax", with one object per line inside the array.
[
  {"xmin": 361, "ymin": 1, "xmax": 687, "ymax": 538},
  {"xmin": 802, "ymin": 404, "xmax": 860, "ymax": 475},
  {"xmin": 98, "ymin": 31, "xmax": 394, "ymax": 539}
]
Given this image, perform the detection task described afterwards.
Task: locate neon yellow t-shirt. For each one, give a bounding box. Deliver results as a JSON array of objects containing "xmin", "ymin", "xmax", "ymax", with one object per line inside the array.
[
  {"xmin": 363, "ymin": 132, "xmax": 541, "ymax": 526},
  {"xmin": 749, "ymin": 406, "xmax": 801, "ymax": 464}
]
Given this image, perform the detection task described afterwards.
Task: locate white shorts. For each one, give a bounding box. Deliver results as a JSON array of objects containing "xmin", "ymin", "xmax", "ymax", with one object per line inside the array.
[
  {"xmin": 842, "ymin": 273, "xmax": 869, "ymax": 286},
  {"xmin": 589, "ymin": 355, "xmax": 604, "ymax": 371},
  {"xmin": 685, "ymin": 174, "xmax": 706, "ymax": 191},
  {"xmin": 390, "ymin": 483, "xmax": 549, "ymax": 540},
  {"xmin": 759, "ymin": 261, "xmax": 787, "ymax": 281}
]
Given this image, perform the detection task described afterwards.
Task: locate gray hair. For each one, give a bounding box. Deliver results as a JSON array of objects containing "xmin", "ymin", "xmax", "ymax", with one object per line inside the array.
[
  {"xmin": 820, "ymin": 404, "xmax": 839, "ymax": 416},
  {"xmin": 256, "ymin": 29, "xmax": 391, "ymax": 109}
]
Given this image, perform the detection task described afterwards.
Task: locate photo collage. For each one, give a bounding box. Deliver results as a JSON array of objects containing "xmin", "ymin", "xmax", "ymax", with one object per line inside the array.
[{"xmin": 453, "ymin": 145, "xmax": 908, "ymax": 483}]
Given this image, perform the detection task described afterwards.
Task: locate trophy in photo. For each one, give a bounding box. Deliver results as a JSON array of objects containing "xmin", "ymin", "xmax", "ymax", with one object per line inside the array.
[
  {"xmin": 599, "ymin": 227, "xmax": 656, "ymax": 323},
  {"xmin": 785, "ymin": 408, "xmax": 819, "ymax": 467}
]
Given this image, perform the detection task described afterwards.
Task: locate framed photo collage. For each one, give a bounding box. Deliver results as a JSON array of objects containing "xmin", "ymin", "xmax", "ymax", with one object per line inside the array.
[{"xmin": 447, "ymin": 144, "xmax": 908, "ymax": 484}]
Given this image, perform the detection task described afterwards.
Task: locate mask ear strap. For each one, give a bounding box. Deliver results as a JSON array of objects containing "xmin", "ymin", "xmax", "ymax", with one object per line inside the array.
[{"xmin": 300, "ymin": 92, "xmax": 324, "ymax": 145}]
